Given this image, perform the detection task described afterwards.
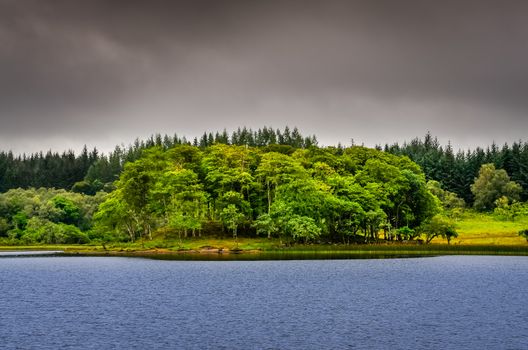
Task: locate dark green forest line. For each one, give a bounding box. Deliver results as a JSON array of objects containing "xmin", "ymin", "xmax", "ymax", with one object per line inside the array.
[{"xmin": 0, "ymin": 127, "xmax": 527, "ymax": 246}]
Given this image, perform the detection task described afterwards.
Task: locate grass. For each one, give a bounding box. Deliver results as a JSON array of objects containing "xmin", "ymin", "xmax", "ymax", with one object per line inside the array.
[
  {"xmin": 100, "ymin": 237, "xmax": 282, "ymax": 251},
  {"xmin": 431, "ymin": 211, "xmax": 528, "ymax": 245}
]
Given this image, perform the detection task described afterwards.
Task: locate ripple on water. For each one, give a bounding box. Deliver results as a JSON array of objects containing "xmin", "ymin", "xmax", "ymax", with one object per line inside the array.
[{"xmin": 0, "ymin": 255, "xmax": 527, "ymax": 350}]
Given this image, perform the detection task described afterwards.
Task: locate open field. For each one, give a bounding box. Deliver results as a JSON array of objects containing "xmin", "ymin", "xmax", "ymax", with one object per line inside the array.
[{"xmin": 431, "ymin": 211, "xmax": 528, "ymax": 245}]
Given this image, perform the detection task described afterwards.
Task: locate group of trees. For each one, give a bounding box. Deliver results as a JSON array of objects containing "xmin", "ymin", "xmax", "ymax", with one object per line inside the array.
[
  {"xmin": 385, "ymin": 133, "xmax": 528, "ymax": 204},
  {"xmin": 93, "ymin": 144, "xmax": 441, "ymax": 244},
  {"xmin": 0, "ymin": 188, "xmax": 105, "ymax": 244},
  {"xmin": 1, "ymin": 127, "xmax": 528, "ymax": 246},
  {"xmin": 0, "ymin": 127, "xmax": 316, "ymax": 194},
  {"xmin": 0, "ymin": 147, "xmax": 98, "ymax": 192},
  {"xmin": 3, "ymin": 128, "xmax": 528, "ymax": 211}
]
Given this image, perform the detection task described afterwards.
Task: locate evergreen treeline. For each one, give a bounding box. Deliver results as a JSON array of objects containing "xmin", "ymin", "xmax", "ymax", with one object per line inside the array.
[
  {"xmin": 384, "ymin": 133, "xmax": 528, "ymax": 203},
  {"xmin": 0, "ymin": 147, "xmax": 98, "ymax": 192}
]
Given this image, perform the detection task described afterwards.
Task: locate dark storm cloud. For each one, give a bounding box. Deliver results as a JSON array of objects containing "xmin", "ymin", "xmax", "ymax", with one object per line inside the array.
[{"xmin": 1, "ymin": 0, "xmax": 528, "ymax": 153}]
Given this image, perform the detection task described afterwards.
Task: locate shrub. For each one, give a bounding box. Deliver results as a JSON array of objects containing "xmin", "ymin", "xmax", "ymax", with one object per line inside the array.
[{"xmin": 519, "ymin": 229, "xmax": 528, "ymax": 242}]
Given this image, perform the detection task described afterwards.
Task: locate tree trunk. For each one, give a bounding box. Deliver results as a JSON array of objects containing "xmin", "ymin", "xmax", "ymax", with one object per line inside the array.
[{"xmin": 267, "ymin": 182, "xmax": 271, "ymax": 215}]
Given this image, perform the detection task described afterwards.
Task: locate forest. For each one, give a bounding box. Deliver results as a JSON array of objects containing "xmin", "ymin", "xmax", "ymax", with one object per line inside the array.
[{"xmin": 0, "ymin": 127, "xmax": 527, "ymax": 246}]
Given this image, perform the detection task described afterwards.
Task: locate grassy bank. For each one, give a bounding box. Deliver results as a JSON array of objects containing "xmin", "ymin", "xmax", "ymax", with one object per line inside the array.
[
  {"xmin": 2, "ymin": 211, "xmax": 527, "ymax": 259},
  {"xmin": 2, "ymin": 240, "xmax": 527, "ymax": 260},
  {"xmin": 431, "ymin": 211, "xmax": 528, "ymax": 245}
]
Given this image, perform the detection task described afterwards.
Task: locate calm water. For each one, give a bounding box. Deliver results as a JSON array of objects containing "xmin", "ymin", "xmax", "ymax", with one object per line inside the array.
[{"xmin": 1, "ymin": 256, "xmax": 527, "ymax": 349}]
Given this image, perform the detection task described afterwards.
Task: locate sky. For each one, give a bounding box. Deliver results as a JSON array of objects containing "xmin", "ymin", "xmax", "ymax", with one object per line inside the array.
[{"xmin": 1, "ymin": 0, "xmax": 528, "ymax": 154}]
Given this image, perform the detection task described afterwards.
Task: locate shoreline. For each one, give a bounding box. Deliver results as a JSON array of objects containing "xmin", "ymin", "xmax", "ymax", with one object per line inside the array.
[{"xmin": 2, "ymin": 243, "xmax": 528, "ymax": 260}]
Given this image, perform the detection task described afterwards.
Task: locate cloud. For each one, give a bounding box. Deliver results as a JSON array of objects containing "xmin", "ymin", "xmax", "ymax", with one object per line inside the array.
[{"xmin": 1, "ymin": 0, "xmax": 527, "ymax": 153}]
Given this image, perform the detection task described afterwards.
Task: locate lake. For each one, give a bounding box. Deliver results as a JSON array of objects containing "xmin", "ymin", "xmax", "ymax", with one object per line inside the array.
[{"xmin": 1, "ymin": 255, "xmax": 527, "ymax": 349}]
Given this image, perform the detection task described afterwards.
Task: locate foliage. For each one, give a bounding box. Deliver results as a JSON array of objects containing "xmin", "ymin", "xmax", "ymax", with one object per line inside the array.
[
  {"xmin": 0, "ymin": 188, "xmax": 105, "ymax": 244},
  {"xmin": 52, "ymin": 196, "xmax": 81, "ymax": 225},
  {"xmin": 0, "ymin": 127, "xmax": 316, "ymax": 193},
  {"xmin": 24, "ymin": 218, "xmax": 90, "ymax": 244},
  {"xmin": 3, "ymin": 127, "xmax": 528, "ymax": 246},
  {"xmin": 519, "ymin": 229, "xmax": 528, "ymax": 242},
  {"xmin": 396, "ymin": 226, "xmax": 418, "ymax": 240},
  {"xmin": 493, "ymin": 197, "xmax": 527, "ymax": 221},
  {"xmin": 285, "ymin": 215, "xmax": 321, "ymax": 243},
  {"xmin": 386, "ymin": 133, "xmax": 528, "ymax": 203},
  {"xmin": 427, "ymin": 180, "xmax": 465, "ymax": 212},
  {"xmin": 419, "ymin": 215, "xmax": 458, "ymax": 244},
  {"xmin": 91, "ymin": 142, "xmax": 439, "ymax": 244},
  {"xmin": 253, "ymin": 213, "xmax": 279, "ymax": 239},
  {"xmin": 471, "ymin": 164, "xmax": 522, "ymax": 211},
  {"xmin": 3, "ymin": 128, "xmax": 528, "ymax": 211},
  {"xmin": 220, "ymin": 204, "xmax": 245, "ymax": 242}
]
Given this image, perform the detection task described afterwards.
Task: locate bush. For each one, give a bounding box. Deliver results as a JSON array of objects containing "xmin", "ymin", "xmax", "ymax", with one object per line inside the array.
[
  {"xmin": 419, "ymin": 215, "xmax": 458, "ymax": 244},
  {"xmin": 87, "ymin": 227, "xmax": 129, "ymax": 244},
  {"xmin": 519, "ymin": 229, "xmax": 528, "ymax": 242},
  {"xmin": 0, "ymin": 218, "xmax": 10, "ymax": 237},
  {"xmin": 60, "ymin": 224, "xmax": 90, "ymax": 244},
  {"xmin": 397, "ymin": 226, "xmax": 418, "ymax": 240},
  {"xmin": 23, "ymin": 218, "xmax": 90, "ymax": 244}
]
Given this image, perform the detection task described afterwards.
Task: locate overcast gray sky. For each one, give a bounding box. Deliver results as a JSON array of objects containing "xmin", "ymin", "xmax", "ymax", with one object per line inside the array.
[{"xmin": 1, "ymin": 0, "xmax": 527, "ymax": 154}]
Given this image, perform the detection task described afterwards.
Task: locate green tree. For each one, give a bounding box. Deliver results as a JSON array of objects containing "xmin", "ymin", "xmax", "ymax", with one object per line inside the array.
[
  {"xmin": 115, "ymin": 148, "xmax": 169, "ymax": 241},
  {"xmin": 12, "ymin": 211, "xmax": 28, "ymax": 231},
  {"xmin": 493, "ymin": 197, "xmax": 526, "ymax": 221},
  {"xmin": 331, "ymin": 198, "xmax": 365, "ymax": 244},
  {"xmin": 427, "ymin": 180, "xmax": 465, "ymax": 212},
  {"xmin": 220, "ymin": 204, "xmax": 245, "ymax": 246},
  {"xmin": 152, "ymin": 167, "xmax": 208, "ymax": 238},
  {"xmin": 93, "ymin": 190, "xmax": 138, "ymax": 242},
  {"xmin": 285, "ymin": 215, "xmax": 321, "ymax": 243},
  {"xmin": 52, "ymin": 196, "xmax": 81, "ymax": 225},
  {"xmin": 23, "ymin": 218, "xmax": 89, "ymax": 244},
  {"xmin": 471, "ymin": 164, "xmax": 522, "ymax": 211},
  {"xmin": 255, "ymin": 152, "xmax": 307, "ymax": 215},
  {"xmin": 253, "ymin": 213, "xmax": 278, "ymax": 239},
  {"xmin": 396, "ymin": 226, "xmax": 418, "ymax": 241},
  {"xmin": 0, "ymin": 217, "xmax": 9, "ymax": 237},
  {"xmin": 201, "ymin": 144, "xmax": 257, "ymax": 219},
  {"xmin": 518, "ymin": 229, "xmax": 528, "ymax": 242},
  {"xmin": 420, "ymin": 215, "xmax": 458, "ymax": 244},
  {"xmin": 363, "ymin": 209, "xmax": 387, "ymax": 242}
]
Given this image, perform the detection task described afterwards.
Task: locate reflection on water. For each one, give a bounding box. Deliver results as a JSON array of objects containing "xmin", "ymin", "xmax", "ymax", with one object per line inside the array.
[{"xmin": 141, "ymin": 251, "xmax": 433, "ymax": 260}]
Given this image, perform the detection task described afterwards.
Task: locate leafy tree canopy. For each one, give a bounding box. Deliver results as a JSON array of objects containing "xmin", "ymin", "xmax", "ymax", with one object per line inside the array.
[{"xmin": 471, "ymin": 164, "xmax": 522, "ymax": 211}]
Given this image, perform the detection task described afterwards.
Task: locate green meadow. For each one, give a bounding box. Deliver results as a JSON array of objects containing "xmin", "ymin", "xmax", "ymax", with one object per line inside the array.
[{"xmin": 431, "ymin": 211, "xmax": 528, "ymax": 246}]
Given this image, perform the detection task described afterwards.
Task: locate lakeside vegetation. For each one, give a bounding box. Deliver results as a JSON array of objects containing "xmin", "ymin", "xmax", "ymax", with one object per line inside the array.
[
  {"xmin": 1, "ymin": 127, "xmax": 528, "ymax": 256},
  {"xmin": 3, "ymin": 209, "xmax": 528, "ymax": 258}
]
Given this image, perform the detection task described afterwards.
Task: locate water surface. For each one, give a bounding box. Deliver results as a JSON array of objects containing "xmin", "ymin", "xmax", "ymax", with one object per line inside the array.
[{"xmin": 1, "ymin": 256, "xmax": 527, "ymax": 349}]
